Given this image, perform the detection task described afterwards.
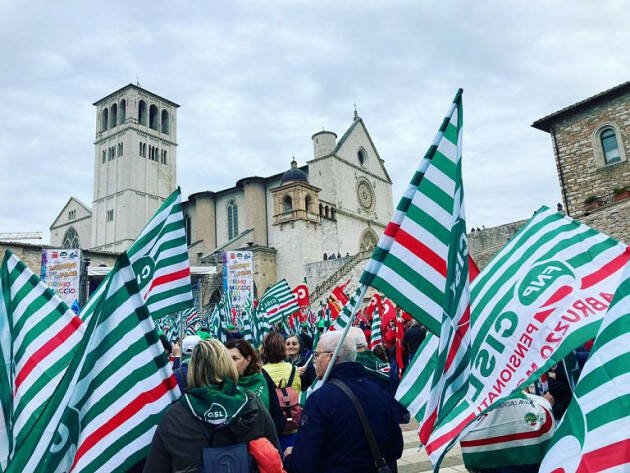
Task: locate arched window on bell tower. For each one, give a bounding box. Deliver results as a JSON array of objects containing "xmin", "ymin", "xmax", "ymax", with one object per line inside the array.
[
  {"xmin": 119, "ymin": 99, "xmax": 126, "ymax": 124},
  {"xmin": 138, "ymin": 100, "xmax": 147, "ymax": 126},
  {"xmin": 101, "ymin": 108, "xmax": 108, "ymax": 132},
  {"xmin": 283, "ymin": 195, "xmax": 293, "ymax": 213}
]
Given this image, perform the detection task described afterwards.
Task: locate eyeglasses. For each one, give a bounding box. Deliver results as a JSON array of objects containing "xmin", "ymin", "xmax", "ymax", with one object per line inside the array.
[{"xmin": 313, "ymin": 351, "xmax": 332, "ymax": 359}]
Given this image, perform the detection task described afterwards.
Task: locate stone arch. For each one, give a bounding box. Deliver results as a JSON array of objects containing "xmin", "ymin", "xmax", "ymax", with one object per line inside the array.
[
  {"xmin": 305, "ymin": 195, "xmax": 312, "ymax": 213},
  {"xmin": 110, "ymin": 103, "xmax": 117, "ymax": 128},
  {"xmin": 283, "ymin": 195, "xmax": 293, "ymax": 213},
  {"xmin": 592, "ymin": 122, "xmax": 625, "ymax": 166},
  {"xmin": 119, "ymin": 99, "xmax": 126, "ymax": 124},
  {"xmin": 149, "ymin": 104, "xmax": 159, "ymax": 130},
  {"xmin": 138, "ymin": 100, "xmax": 147, "ymax": 126},
  {"xmin": 62, "ymin": 226, "xmax": 80, "ymax": 248},
  {"xmin": 359, "ymin": 228, "xmax": 379, "ymax": 251},
  {"xmin": 161, "ymin": 109, "xmax": 169, "ymax": 134},
  {"xmin": 101, "ymin": 108, "xmax": 108, "ymax": 131}
]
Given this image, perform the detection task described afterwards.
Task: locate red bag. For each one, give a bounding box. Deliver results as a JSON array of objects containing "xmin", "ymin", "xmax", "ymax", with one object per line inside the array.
[{"xmin": 274, "ymin": 365, "xmax": 302, "ymax": 433}]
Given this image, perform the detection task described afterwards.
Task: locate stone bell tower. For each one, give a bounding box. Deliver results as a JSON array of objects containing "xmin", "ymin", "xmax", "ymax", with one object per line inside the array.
[{"xmin": 91, "ymin": 84, "xmax": 179, "ymax": 251}]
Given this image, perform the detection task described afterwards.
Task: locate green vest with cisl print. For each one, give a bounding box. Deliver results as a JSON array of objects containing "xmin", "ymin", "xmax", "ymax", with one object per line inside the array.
[
  {"xmin": 356, "ymin": 350, "xmax": 391, "ymax": 381},
  {"xmin": 238, "ymin": 372, "xmax": 270, "ymax": 409}
]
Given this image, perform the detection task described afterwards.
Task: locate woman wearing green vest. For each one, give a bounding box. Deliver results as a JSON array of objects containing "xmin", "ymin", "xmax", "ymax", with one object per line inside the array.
[{"xmin": 225, "ymin": 338, "xmax": 270, "ymax": 407}]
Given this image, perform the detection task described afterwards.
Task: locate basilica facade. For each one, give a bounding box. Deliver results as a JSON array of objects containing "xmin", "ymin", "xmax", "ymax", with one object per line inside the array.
[
  {"xmin": 49, "ymin": 84, "xmax": 394, "ymax": 298},
  {"xmin": 183, "ymin": 110, "xmax": 394, "ymax": 296}
]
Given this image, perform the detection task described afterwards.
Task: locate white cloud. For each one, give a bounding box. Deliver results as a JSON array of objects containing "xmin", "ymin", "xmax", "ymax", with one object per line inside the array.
[{"xmin": 1, "ymin": 1, "xmax": 628, "ymax": 241}]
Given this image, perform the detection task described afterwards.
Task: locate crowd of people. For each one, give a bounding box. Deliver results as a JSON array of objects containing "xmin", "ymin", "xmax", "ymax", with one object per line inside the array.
[
  {"xmin": 148, "ymin": 321, "xmax": 412, "ymax": 473},
  {"xmin": 148, "ymin": 314, "xmax": 585, "ymax": 473}
]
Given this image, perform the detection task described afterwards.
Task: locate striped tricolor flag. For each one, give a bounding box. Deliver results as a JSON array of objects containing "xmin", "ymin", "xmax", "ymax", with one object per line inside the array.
[
  {"xmin": 402, "ymin": 207, "xmax": 629, "ymax": 470},
  {"xmin": 184, "ymin": 307, "xmax": 200, "ymax": 335},
  {"xmin": 360, "ymin": 89, "xmax": 467, "ymax": 337},
  {"xmin": 540, "ymin": 264, "xmax": 630, "ymax": 473},
  {"xmin": 256, "ymin": 279, "xmax": 299, "ymax": 325},
  {"xmin": 359, "ymin": 89, "xmax": 471, "ymax": 448},
  {"xmin": 5, "ymin": 253, "xmax": 180, "ymax": 473},
  {"xmin": 331, "ymin": 286, "xmax": 365, "ymax": 331},
  {"xmin": 369, "ymin": 304, "xmax": 383, "ymax": 348},
  {"xmin": 0, "ymin": 250, "xmax": 86, "ymax": 470},
  {"xmin": 80, "ymin": 187, "xmax": 193, "ymax": 323}
]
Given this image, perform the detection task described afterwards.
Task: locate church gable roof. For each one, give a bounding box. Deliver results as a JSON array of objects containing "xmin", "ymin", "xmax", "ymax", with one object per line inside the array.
[
  {"xmin": 333, "ymin": 116, "xmax": 392, "ymax": 183},
  {"xmin": 50, "ymin": 197, "xmax": 92, "ymax": 230}
]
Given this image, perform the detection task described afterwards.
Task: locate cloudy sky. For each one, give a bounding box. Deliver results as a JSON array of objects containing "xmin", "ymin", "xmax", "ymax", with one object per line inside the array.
[{"xmin": 1, "ymin": 1, "xmax": 628, "ymax": 242}]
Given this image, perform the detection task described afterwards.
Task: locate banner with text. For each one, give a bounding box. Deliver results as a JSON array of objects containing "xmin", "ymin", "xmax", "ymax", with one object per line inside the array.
[
  {"xmin": 223, "ymin": 250, "xmax": 254, "ymax": 318},
  {"xmin": 40, "ymin": 248, "xmax": 82, "ymax": 308}
]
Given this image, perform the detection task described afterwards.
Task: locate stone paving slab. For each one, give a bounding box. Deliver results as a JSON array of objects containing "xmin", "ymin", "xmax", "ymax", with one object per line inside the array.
[{"xmin": 397, "ymin": 420, "xmax": 466, "ymax": 473}]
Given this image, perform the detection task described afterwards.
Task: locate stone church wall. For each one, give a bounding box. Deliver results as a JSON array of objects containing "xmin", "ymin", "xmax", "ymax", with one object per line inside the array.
[
  {"xmin": 468, "ymin": 219, "xmax": 528, "ymax": 269},
  {"xmin": 580, "ymin": 198, "xmax": 630, "ymax": 245}
]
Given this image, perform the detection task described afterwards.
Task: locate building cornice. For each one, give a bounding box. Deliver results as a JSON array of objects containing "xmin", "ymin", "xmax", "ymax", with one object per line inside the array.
[
  {"xmin": 93, "ymin": 83, "xmax": 180, "ymax": 108},
  {"xmin": 94, "ymin": 124, "xmax": 178, "ymax": 147},
  {"xmin": 50, "ymin": 214, "xmax": 92, "ymax": 231},
  {"xmin": 307, "ymin": 154, "xmax": 392, "ymax": 184},
  {"xmin": 334, "ymin": 207, "xmax": 388, "ymax": 228},
  {"xmin": 92, "ymin": 189, "xmax": 167, "ymax": 205}
]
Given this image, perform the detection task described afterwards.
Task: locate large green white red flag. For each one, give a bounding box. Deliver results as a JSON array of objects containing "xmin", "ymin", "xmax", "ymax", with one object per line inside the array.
[
  {"xmin": 359, "ymin": 89, "xmax": 471, "ymax": 450},
  {"xmin": 410, "ymin": 207, "xmax": 629, "ymax": 469},
  {"xmin": 5, "ymin": 253, "xmax": 180, "ymax": 473},
  {"xmin": 539, "ymin": 263, "xmax": 630, "ymax": 473},
  {"xmin": 0, "ymin": 250, "xmax": 85, "ymax": 470},
  {"xmin": 81, "ymin": 187, "xmax": 193, "ymax": 322},
  {"xmin": 256, "ymin": 279, "xmax": 299, "ymax": 325}
]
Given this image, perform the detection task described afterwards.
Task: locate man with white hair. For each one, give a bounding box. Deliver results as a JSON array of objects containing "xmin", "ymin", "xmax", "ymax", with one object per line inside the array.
[{"xmin": 283, "ymin": 331, "xmax": 403, "ymax": 473}]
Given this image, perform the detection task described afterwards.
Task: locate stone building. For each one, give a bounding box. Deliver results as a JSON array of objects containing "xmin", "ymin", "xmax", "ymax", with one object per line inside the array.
[
  {"xmin": 47, "ymin": 84, "xmax": 393, "ymax": 304},
  {"xmin": 532, "ymin": 80, "xmax": 630, "ymax": 245},
  {"xmin": 467, "ymin": 81, "xmax": 630, "ymax": 269},
  {"xmin": 50, "ymin": 84, "xmax": 179, "ymax": 253},
  {"xmin": 184, "ymin": 111, "xmax": 393, "ymax": 299}
]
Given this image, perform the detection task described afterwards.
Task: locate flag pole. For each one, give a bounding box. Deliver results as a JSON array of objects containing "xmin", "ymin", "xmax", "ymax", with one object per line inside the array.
[{"xmin": 321, "ymin": 284, "xmax": 368, "ymax": 384}]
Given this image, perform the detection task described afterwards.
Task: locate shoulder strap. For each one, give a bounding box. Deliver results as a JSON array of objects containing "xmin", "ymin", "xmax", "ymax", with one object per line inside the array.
[
  {"xmin": 287, "ymin": 365, "xmax": 297, "ymax": 388},
  {"xmin": 328, "ymin": 378, "xmax": 389, "ymax": 472}
]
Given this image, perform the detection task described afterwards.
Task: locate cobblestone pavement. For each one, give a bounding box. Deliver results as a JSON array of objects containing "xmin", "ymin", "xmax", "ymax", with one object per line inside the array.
[{"xmin": 397, "ymin": 420, "xmax": 466, "ymax": 473}]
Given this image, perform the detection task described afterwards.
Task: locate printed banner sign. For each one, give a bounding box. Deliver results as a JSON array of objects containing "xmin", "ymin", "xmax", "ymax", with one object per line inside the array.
[
  {"xmin": 222, "ymin": 251, "xmax": 254, "ymax": 317},
  {"xmin": 40, "ymin": 248, "xmax": 81, "ymax": 308}
]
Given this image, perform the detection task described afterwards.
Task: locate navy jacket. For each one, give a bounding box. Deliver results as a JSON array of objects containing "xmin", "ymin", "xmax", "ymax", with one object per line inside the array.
[{"xmin": 283, "ymin": 362, "xmax": 403, "ymax": 473}]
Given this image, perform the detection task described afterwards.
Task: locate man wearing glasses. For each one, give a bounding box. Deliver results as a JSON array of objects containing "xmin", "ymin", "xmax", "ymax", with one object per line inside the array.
[{"xmin": 283, "ymin": 332, "xmax": 403, "ymax": 473}]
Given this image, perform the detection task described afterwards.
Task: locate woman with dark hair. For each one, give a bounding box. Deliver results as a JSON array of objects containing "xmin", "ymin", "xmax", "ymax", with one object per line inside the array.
[
  {"xmin": 143, "ymin": 339, "xmax": 281, "ymax": 473},
  {"xmin": 285, "ymin": 335, "xmax": 316, "ymax": 392},
  {"xmin": 225, "ymin": 338, "xmax": 286, "ymax": 435}
]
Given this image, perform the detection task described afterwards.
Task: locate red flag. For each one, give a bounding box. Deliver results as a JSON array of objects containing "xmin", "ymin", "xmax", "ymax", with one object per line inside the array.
[
  {"xmin": 327, "ymin": 295, "xmax": 343, "ymax": 319},
  {"xmin": 331, "ymin": 285, "xmax": 349, "ymax": 306},
  {"xmin": 292, "ymin": 284, "xmax": 310, "ymax": 307},
  {"xmin": 364, "ymin": 293, "xmax": 380, "ymax": 319}
]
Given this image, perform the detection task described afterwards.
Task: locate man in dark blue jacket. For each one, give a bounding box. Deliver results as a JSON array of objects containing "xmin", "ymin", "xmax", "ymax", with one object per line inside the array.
[{"xmin": 283, "ymin": 331, "xmax": 403, "ymax": 473}]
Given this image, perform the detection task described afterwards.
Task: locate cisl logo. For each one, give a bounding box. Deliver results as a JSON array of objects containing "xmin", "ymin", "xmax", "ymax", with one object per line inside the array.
[
  {"xmin": 204, "ymin": 403, "xmax": 228, "ymax": 424},
  {"xmin": 259, "ymin": 296, "xmax": 278, "ymax": 311},
  {"xmin": 517, "ymin": 261, "xmax": 576, "ymax": 306},
  {"xmin": 132, "ymin": 256, "xmax": 155, "ymax": 291}
]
